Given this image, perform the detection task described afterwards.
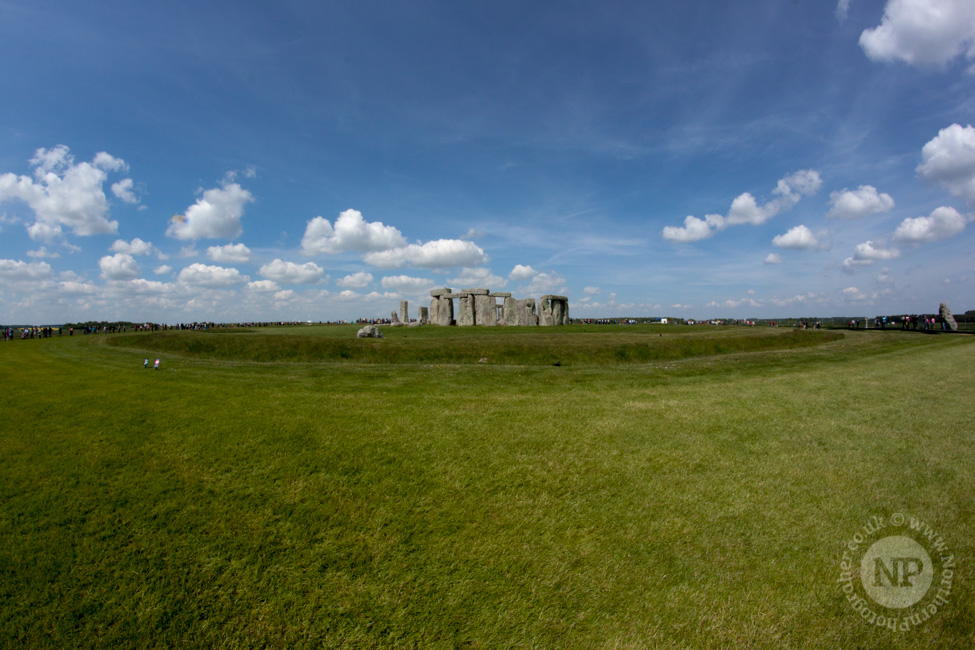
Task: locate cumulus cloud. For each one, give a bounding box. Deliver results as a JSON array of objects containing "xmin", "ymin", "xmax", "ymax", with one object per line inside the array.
[
  {"xmin": 110, "ymin": 237, "xmax": 157, "ymax": 256},
  {"xmin": 247, "ymin": 280, "xmax": 280, "ymax": 292},
  {"xmin": 860, "ymin": 0, "xmax": 975, "ymax": 68},
  {"xmin": 583, "ymin": 286, "xmax": 600, "ymax": 295},
  {"xmin": 166, "ymin": 181, "xmax": 254, "ymax": 240},
  {"xmin": 853, "ymin": 240, "xmax": 901, "ymax": 260},
  {"xmin": 154, "ymin": 265, "xmax": 172, "ymax": 275},
  {"xmin": 827, "ymin": 185, "xmax": 896, "ymax": 219},
  {"xmin": 663, "ymin": 170, "xmax": 821, "ymax": 242},
  {"xmin": 662, "ymin": 214, "xmax": 725, "ymax": 242},
  {"xmin": 893, "ymin": 206, "xmax": 969, "ymax": 242},
  {"xmin": 0, "ymin": 259, "xmax": 54, "ymax": 281},
  {"xmin": 177, "ymin": 263, "xmax": 248, "ymax": 288},
  {"xmin": 258, "ymin": 259, "xmax": 325, "ymax": 284},
  {"xmin": 380, "ymin": 275, "xmax": 437, "ymax": 293},
  {"xmin": 207, "ymin": 243, "xmax": 251, "ymax": 263},
  {"xmin": 111, "ymin": 178, "xmax": 140, "ymax": 204},
  {"xmin": 300, "ymin": 209, "xmax": 406, "ymax": 255},
  {"xmin": 917, "ymin": 124, "xmax": 975, "ymax": 204},
  {"xmin": 99, "ymin": 253, "xmax": 141, "ymax": 281},
  {"xmin": 764, "ymin": 253, "xmax": 783, "ymax": 264},
  {"xmin": 363, "ymin": 239, "xmax": 487, "ymax": 269},
  {"xmin": 0, "ymin": 145, "xmax": 126, "ymax": 240},
  {"xmin": 447, "ymin": 267, "xmax": 506, "ymax": 289},
  {"xmin": 509, "ymin": 264, "xmax": 538, "ymax": 281},
  {"xmin": 523, "ymin": 271, "xmax": 567, "ymax": 296},
  {"xmin": 27, "ymin": 247, "xmax": 59, "ymax": 259},
  {"xmin": 335, "ymin": 272, "xmax": 374, "ymax": 288},
  {"xmin": 772, "ymin": 225, "xmax": 826, "ymax": 250}
]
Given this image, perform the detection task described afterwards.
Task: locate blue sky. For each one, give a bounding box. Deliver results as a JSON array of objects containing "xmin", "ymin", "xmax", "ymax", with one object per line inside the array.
[{"xmin": 1, "ymin": 0, "xmax": 974, "ymax": 324}]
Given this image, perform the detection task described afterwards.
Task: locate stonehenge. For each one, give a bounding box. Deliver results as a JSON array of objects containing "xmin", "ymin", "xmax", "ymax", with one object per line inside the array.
[{"xmin": 423, "ymin": 289, "xmax": 568, "ymax": 327}]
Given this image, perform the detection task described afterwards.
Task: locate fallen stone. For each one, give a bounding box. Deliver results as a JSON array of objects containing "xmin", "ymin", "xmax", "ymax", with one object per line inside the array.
[{"xmin": 356, "ymin": 325, "xmax": 384, "ymax": 338}]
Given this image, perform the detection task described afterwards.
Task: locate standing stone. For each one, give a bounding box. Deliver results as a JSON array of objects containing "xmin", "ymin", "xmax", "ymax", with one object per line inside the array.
[
  {"xmin": 940, "ymin": 302, "xmax": 958, "ymax": 332},
  {"xmin": 538, "ymin": 299, "xmax": 553, "ymax": 326},
  {"xmin": 518, "ymin": 298, "xmax": 537, "ymax": 326},
  {"xmin": 400, "ymin": 300, "xmax": 409, "ymax": 324},
  {"xmin": 429, "ymin": 297, "xmax": 439, "ymax": 325},
  {"xmin": 552, "ymin": 299, "xmax": 564, "ymax": 326},
  {"xmin": 431, "ymin": 288, "xmax": 454, "ymax": 326},
  {"xmin": 457, "ymin": 293, "xmax": 476, "ymax": 326},
  {"xmin": 391, "ymin": 310, "xmax": 400, "ymax": 323},
  {"xmin": 504, "ymin": 296, "xmax": 518, "ymax": 326},
  {"xmin": 475, "ymin": 294, "xmax": 497, "ymax": 326},
  {"xmin": 419, "ymin": 306, "xmax": 429, "ymax": 324}
]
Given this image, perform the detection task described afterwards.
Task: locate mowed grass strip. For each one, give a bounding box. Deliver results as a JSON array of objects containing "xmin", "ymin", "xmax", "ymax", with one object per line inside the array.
[{"xmin": 0, "ymin": 329, "xmax": 972, "ymax": 649}]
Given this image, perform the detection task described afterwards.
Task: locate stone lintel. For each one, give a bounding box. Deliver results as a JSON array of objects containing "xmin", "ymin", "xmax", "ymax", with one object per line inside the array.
[
  {"xmin": 540, "ymin": 294, "xmax": 568, "ymax": 302},
  {"xmin": 461, "ymin": 288, "xmax": 490, "ymax": 295},
  {"xmin": 430, "ymin": 288, "xmax": 453, "ymax": 297},
  {"xmin": 490, "ymin": 292, "xmax": 511, "ymax": 298}
]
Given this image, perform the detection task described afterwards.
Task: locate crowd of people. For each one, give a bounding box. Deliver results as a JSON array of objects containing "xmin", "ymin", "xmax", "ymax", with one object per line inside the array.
[{"xmin": 1, "ymin": 320, "xmax": 319, "ymax": 341}]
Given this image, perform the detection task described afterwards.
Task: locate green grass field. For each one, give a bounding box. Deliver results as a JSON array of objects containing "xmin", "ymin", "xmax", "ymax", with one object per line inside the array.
[{"xmin": 1, "ymin": 325, "xmax": 972, "ymax": 649}]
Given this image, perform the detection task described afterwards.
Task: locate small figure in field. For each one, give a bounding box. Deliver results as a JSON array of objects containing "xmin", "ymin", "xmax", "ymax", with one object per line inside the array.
[
  {"xmin": 154, "ymin": 359, "xmax": 160, "ymax": 370},
  {"xmin": 144, "ymin": 358, "xmax": 149, "ymax": 369}
]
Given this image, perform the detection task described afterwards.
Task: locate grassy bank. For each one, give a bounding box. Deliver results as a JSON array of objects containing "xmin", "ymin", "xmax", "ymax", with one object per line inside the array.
[
  {"xmin": 1, "ymin": 327, "xmax": 972, "ymax": 648},
  {"xmin": 106, "ymin": 324, "xmax": 842, "ymax": 365}
]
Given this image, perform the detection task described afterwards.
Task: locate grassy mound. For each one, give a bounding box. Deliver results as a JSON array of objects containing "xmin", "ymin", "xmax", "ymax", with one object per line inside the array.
[{"xmin": 106, "ymin": 324, "xmax": 843, "ymax": 365}]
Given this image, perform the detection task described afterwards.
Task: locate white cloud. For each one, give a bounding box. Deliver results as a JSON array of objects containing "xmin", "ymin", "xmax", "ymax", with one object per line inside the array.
[
  {"xmin": 853, "ymin": 240, "xmax": 901, "ymax": 260},
  {"xmin": 772, "ymin": 225, "xmax": 825, "ymax": 250},
  {"xmin": 877, "ymin": 268, "xmax": 895, "ymax": 284},
  {"xmin": 727, "ymin": 170, "xmax": 822, "ymax": 226},
  {"xmin": 860, "ymin": 0, "xmax": 975, "ymax": 68},
  {"xmin": 662, "ymin": 214, "xmax": 724, "ymax": 242},
  {"xmin": 26, "ymin": 247, "xmax": 60, "ymax": 259},
  {"xmin": 917, "ymin": 124, "xmax": 975, "ymax": 204},
  {"xmin": 380, "ymin": 275, "xmax": 437, "ymax": 293},
  {"xmin": 523, "ymin": 271, "xmax": 567, "ymax": 296},
  {"xmin": 0, "ymin": 259, "xmax": 53, "ymax": 281},
  {"xmin": 583, "ymin": 286, "xmax": 600, "ymax": 295},
  {"xmin": 764, "ymin": 253, "xmax": 783, "ymax": 264},
  {"xmin": 836, "ymin": 0, "xmax": 851, "ymax": 22},
  {"xmin": 447, "ymin": 267, "xmax": 506, "ymax": 289},
  {"xmin": 99, "ymin": 253, "xmax": 141, "ymax": 281},
  {"xmin": 827, "ymin": 185, "xmax": 895, "ymax": 219},
  {"xmin": 842, "ymin": 286, "xmax": 868, "ymax": 301},
  {"xmin": 166, "ymin": 181, "xmax": 254, "ymax": 240},
  {"xmin": 0, "ymin": 145, "xmax": 124, "ymax": 239},
  {"xmin": 25, "ymin": 222, "xmax": 65, "ymax": 243},
  {"xmin": 154, "ymin": 265, "xmax": 172, "ymax": 275},
  {"xmin": 664, "ymin": 170, "xmax": 821, "ymax": 242},
  {"xmin": 110, "ymin": 237, "xmax": 157, "ymax": 256},
  {"xmin": 207, "ymin": 243, "xmax": 251, "ymax": 263},
  {"xmin": 363, "ymin": 239, "xmax": 487, "ymax": 269},
  {"xmin": 111, "ymin": 178, "xmax": 139, "ymax": 204},
  {"xmin": 300, "ymin": 209, "xmax": 406, "ymax": 255},
  {"xmin": 247, "ymin": 280, "xmax": 280, "ymax": 292},
  {"xmin": 509, "ymin": 264, "xmax": 538, "ymax": 281},
  {"xmin": 842, "ymin": 257, "xmax": 874, "ymax": 272},
  {"xmin": 274, "ymin": 290, "xmax": 296, "ymax": 301},
  {"xmin": 336, "ymin": 272, "xmax": 374, "ymax": 288},
  {"xmin": 177, "ymin": 263, "xmax": 248, "ymax": 288},
  {"xmin": 258, "ymin": 259, "xmax": 325, "ymax": 284},
  {"xmin": 893, "ymin": 206, "xmax": 969, "ymax": 242}
]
